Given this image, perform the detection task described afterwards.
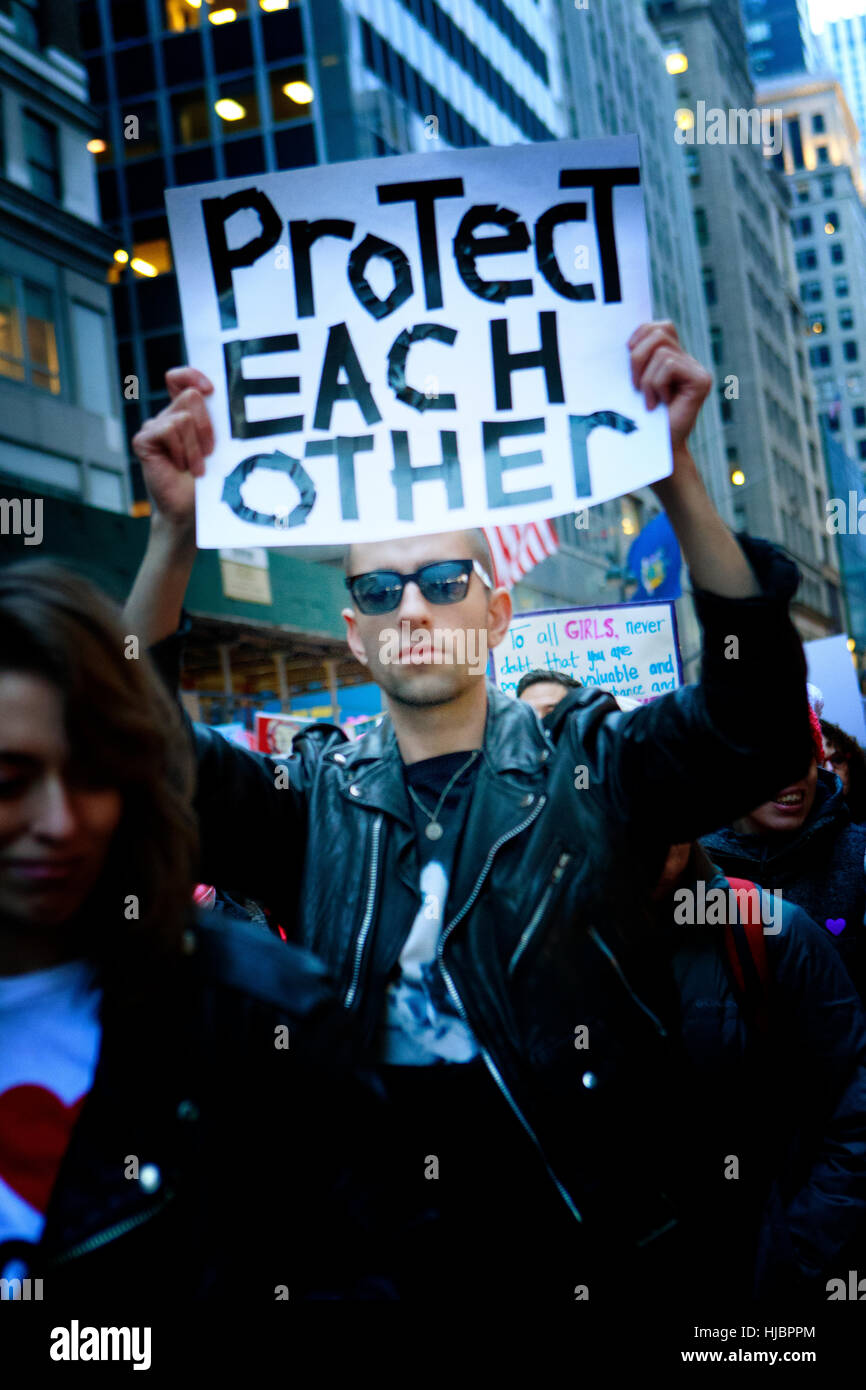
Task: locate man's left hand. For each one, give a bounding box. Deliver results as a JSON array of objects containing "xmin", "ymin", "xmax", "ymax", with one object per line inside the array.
[{"xmin": 629, "ymin": 321, "xmax": 712, "ymax": 453}]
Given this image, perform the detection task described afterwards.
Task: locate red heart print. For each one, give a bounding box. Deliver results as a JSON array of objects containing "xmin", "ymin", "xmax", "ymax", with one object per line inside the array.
[{"xmin": 0, "ymin": 1083, "xmax": 85, "ymax": 1213}]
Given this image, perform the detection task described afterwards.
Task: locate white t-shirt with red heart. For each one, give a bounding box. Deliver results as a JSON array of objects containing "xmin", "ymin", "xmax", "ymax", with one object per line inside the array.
[{"xmin": 0, "ymin": 960, "xmax": 101, "ymax": 1250}]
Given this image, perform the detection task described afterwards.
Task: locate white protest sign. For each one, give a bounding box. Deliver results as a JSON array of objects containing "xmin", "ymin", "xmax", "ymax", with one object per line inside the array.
[
  {"xmin": 491, "ymin": 600, "xmax": 682, "ymax": 703},
  {"xmin": 165, "ymin": 136, "xmax": 671, "ymax": 549},
  {"xmin": 805, "ymin": 634, "xmax": 866, "ymax": 746}
]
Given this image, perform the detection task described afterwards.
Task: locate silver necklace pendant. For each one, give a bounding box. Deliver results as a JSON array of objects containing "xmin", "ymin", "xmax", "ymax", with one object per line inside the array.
[{"xmin": 425, "ymin": 821, "xmax": 444, "ymax": 841}]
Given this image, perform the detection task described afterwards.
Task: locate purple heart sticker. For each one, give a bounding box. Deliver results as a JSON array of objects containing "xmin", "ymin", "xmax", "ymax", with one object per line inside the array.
[{"xmin": 825, "ymin": 918, "xmax": 847, "ymax": 936}]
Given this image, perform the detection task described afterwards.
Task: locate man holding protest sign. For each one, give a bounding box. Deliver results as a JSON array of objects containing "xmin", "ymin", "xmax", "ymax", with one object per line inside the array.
[{"xmin": 120, "ymin": 315, "xmax": 866, "ymax": 1305}]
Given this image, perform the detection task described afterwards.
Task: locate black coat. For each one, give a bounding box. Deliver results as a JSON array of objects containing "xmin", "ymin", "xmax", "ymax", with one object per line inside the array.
[
  {"xmin": 150, "ymin": 535, "xmax": 860, "ymax": 1296},
  {"xmin": 6, "ymin": 913, "xmax": 391, "ymax": 1304}
]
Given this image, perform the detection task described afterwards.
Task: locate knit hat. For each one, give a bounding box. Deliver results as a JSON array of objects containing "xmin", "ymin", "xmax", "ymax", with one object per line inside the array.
[{"xmin": 807, "ymin": 701, "xmax": 825, "ymax": 765}]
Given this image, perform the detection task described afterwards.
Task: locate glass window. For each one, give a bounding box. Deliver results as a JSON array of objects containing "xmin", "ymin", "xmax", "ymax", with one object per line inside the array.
[
  {"xmin": 25, "ymin": 283, "xmax": 60, "ymax": 393},
  {"xmin": 0, "ymin": 272, "xmax": 25, "ymax": 382},
  {"xmin": 793, "ymin": 215, "xmax": 812, "ymax": 236},
  {"xmin": 812, "ymin": 112, "xmax": 826, "ymax": 133},
  {"xmin": 88, "ymin": 466, "xmax": 125, "ymax": 512},
  {"xmin": 23, "ymin": 111, "xmax": 60, "ymax": 201},
  {"xmin": 261, "ymin": 5, "xmax": 303, "ymax": 60},
  {"xmin": 795, "ymin": 182, "xmax": 809, "ymax": 203},
  {"xmin": 710, "ymin": 325, "xmax": 723, "ymax": 364},
  {"xmin": 834, "ymin": 273, "xmax": 849, "ymax": 298},
  {"xmin": 817, "ymin": 145, "xmax": 830, "ymax": 164},
  {"xmin": 163, "ymin": 31, "xmax": 204, "ymax": 84},
  {"xmin": 122, "ymin": 100, "xmax": 161, "ymax": 161},
  {"xmin": 114, "ymin": 43, "xmax": 157, "ymax": 98},
  {"xmin": 174, "ymin": 147, "xmax": 215, "ymax": 184},
  {"xmin": 844, "ymin": 340, "xmax": 859, "ymax": 362},
  {"xmin": 215, "ymin": 78, "xmax": 260, "ymax": 134},
  {"xmin": 795, "ymin": 249, "xmax": 817, "ymax": 270},
  {"xmin": 144, "ymin": 331, "xmax": 184, "ymax": 389},
  {"xmin": 111, "ymin": 0, "xmax": 149, "ymax": 41},
  {"xmin": 809, "ymin": 314, "xmax": 825, "ymax": 333},
  {"xmin": 172, "ymin": 88, "xmax": 210, "ymax": 145},
  {"xmin": 702, "ymin": 266, "xmax": 716, "ymax": 306},
  {"xmin": 831, "ymin": 242, "xmax": 844, "ymax": 264},
  {"xmin": 212, "ymin": 16, "xmax": 253, "ymax": 73},
  {"xmin": 853, "ymin": 405, "xmax": 866, "ymax": 427},
  {"xmin": 164, "ymin": 0, "xmax": 202, "ymax": 31},
  {"xmin": 223, "ymin": 134, "xmax": 265, "ymax": 177},
  {"xmin": 800, "ymin": 280, "xmax": 822, "ymax": 302},
  {"xmin": 269, "ymin": 64, "xmax": 314, "ymax": 124},
  {"xmin": 810, "ymin": 344, "xmax": 831, "ymax": 366},
  {"xmin": 72, "ymin": 304, "xmax": 113, "ymax": 415},
  {"xmin": 821, "ymin": 175, "xmax": 834, "ymax": 197},
  {"xmin": 274, "ymin": 123, "xmax": 316, "ymax": 170},
  {"xmin": 858, "ymin": 440, "xmax": 866, "ymax": 460},
  {"xmin": 694, "ymin": 207, "xmax": 709, "ymax": 246},
  {"xmin": 126, "ymin": 158, "xmax": 167, "ymax": 215},
  {"xmin": 840, "ymin": 307, "xmax": 854, "ymax": 329}
]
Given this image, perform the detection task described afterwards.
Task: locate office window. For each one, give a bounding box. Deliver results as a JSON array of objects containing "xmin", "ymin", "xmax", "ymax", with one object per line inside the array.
[
  {"xmin": 816, "ymin": 145, "xmax": 830, "ymax": 165},
  {"xmin": 122, "ymin": 99, "xmax": 161, "ymax": 161},
  {"xmin": 821, "ymin": 175, "xmax": 834, "ymax": 197},
  {"xmin": 809, "ymin": 314, "xmax": 825, "ymax": 333},
  {"xmin": 831, "ymin": 242, "xmax": 845, "ymax": 264},
  {"xmin": 787, "ymin": 115, "xmax": 805, "ymax": 169},
  {"xmin": 269, "ymin": 64, "xmax": 314, "ymax": 124},
  {"xmin": 0, "ymin": 271, "xmax": 24, "ymax": 382},
  {"xmin": 710, "ymin": 325, "xmax": 723, "ymax": 364},
  {"xmin": 24, "ymin": 284, "xmax": 60, "ymax": 393},
  {"xmin": 112, "ymin": 0, "xmax": 149, "ymax": 41},
  {"xmin": 812, "ymin": 112, "xmax": 826, "ymax": 133},
  {"xmin": 23, "ymin": 112, "xmax": 61, "ymax": 201},
  {"xmin": 71, "ymin": 304, "xmax": 113, "ymax": 416},
  {"xmin": 215, "ymin": 79, "xmax": 260, "ymax": 135},
  {"xmin": 810, "ymin": 344, "xmax": 831, "ymax": 366},
  {"xmin": 719, "ymin": 388, "xmax": 733, "ymax": 422},
  {"xmin": 835, "ymin": 273, "xmax": 850, "ymax": 297},
  {"xmin": 165, "ymin": 0, "xmax": 202, "ymax": 32},
  {"xmin": 853, "ymin": 405, "xmax": 866, "ymax": 427},
  {"xmin": 694, "ymin": 207, "xmax": 709, "ymax": 246},
  {"xmin": 702, "ymin": 266, "xmax": 716, "ymax": 306},
  {"xmin": 859, "ymin": 439, "xmax": 866, "ymax": 460},
  {"xmin": 840, "ymin": 307, "xmax": 855, "ymax": 329},
  {"xmin": 795, "ymin": 182, "xmax": 809, "ymax": 203},
  {"xmin": 172, "ymin": 88, "xmax": 210, "ymax": 145},
  {"xmin": 800, "ymin": 280, "xmax": 822, "ymax": 302},
  {"xmin": 792, "ymin": 215, "xmax": 812, "ymax": 236},
  {"xmin": 844, "ymin": 340, "xmax": 859, "ymax": 362},
  {"xmin": 795, "ymin": 248, "xmax": 817, "ymax": 270}
]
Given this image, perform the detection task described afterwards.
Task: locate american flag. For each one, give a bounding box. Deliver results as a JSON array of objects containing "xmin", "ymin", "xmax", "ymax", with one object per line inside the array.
[{"xmin": 483, "ymin": 521, "xmax": 559, "ymax": 589}]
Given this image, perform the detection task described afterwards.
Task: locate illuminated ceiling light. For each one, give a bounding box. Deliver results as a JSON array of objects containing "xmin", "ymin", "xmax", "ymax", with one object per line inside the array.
[
  {"xmin": 621, "ymin": 517, "xmax": 636, "ymax": 535},
  {"xmin": 282, "ymin": 80, "xmax": 314, "ymax": 104},
  {"xmin": 185, "ymin": 0, "xmax": 202, "ymax": 7},
  {"xmin": 666, "ymin": 52, "xmax": 688, "ymax": 75},
  {"xmin": 113, "ymin": 248, "xmax": 129, "ymax": 263},
  {"xmin": 130, "ymin": 257, "xmax": 158, "ymax": 277},
  {"xmin": 675, "ymin": 108, "xmax": 694, "ymax": 132},
  {"xmin": 87, "ymin": 138, "xmax": 107, "ymax": 154},
  {"xmin": 215, "ymin": 98, "xmax": 246, "ymax": 121},
  {"xmin": 731, "ymin": 469, "xmax": 746, "ymax": 487},
  {"xmin": 825, "ymin": 220, "xmax": 835, "ymax": 233},
  {"xmin": 209, "ymin": 7, "xmax": 238, "ymax": 23},
  {"xmin": 260, "ymin": 0, "xmax": 289, "ymax": 10},
  {"xmin": 848, "ymin": 637, "xmax": 856, "ymax": 652}
]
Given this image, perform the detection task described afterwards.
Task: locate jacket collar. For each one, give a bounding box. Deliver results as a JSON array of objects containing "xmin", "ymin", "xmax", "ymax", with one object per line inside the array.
[{"xmin": 323, "ymin": 683, "xmax": 550, "ymax": 826}]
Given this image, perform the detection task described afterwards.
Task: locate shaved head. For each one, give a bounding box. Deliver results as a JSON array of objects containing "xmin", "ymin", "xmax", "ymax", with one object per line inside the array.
[{"xmin": 345, "ymin": 528, "xmax": 494, "ymax": 582}]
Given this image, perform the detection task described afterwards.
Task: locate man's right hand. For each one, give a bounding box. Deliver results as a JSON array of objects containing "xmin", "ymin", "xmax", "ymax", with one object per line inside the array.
[{"xmin": 132, "ymin": 367, "xmax": 215, "ymax": 529}]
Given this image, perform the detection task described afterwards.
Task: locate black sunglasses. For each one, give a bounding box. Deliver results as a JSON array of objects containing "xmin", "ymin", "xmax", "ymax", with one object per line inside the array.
[{"xmin": 345, "ymin": 558, "xmax": 493, "ymax": 615}]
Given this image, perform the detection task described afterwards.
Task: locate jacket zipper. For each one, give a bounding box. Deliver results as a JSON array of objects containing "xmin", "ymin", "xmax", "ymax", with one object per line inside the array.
[
  {"xmin": 588, "ymin": 927, "xmax": 668, "ymax": 1037},
  {"xmin": 436, "ymin": 798, "xmax": 583, "ymax": 1224},
  {"xmin": 343, "ymin": 813, "xmax": 383, "ymax": 1009},
  {"xmin": 46, "ymin": 1190, "xmax": 175, "ymax": 1266},
  {"xmin": 508, "ymin": 851, "xmax": 573, "ymax": 978}
]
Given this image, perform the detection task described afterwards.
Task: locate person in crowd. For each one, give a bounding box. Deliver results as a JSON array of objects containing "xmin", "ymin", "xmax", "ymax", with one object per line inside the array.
[
  {"xmin": 702, "ymin": 705, "xmax": 866, "ymax": 995},
  {"xmin": 123, "ymin": 319, "xmax": 828, "ymax": 1303},
  {"xmin": 821, "ymin": 718, "xmax": 866, "ymax": 823},
  {"xmin": 0, "ymin": 561, "xmax": 389, "ymax": 1305},
  {"xmin": 516, "ymin": 669, "xmax": 581, "ymax": 719},
  {"xmin": 626, "ymin": 835, "xmax": 866, "ymax": 1303}
]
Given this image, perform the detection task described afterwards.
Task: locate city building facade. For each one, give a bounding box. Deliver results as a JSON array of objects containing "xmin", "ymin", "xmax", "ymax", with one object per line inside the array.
[
  {"xmin": 0, "ymin": 0, "xmax": 129, "ymax": 511},
  {"xmin": 742, "ymin": 0, "xmax": 825, "ymax": 82},
  {"xmin": 649, "ymin": 0, "xmax": 841, "ymax": 640}
]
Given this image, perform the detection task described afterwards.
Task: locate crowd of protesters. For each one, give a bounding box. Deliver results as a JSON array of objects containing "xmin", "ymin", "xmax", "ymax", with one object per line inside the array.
[{"xmin": 2, "ymin": 320, "xmax": 866, "ymax": 1310}]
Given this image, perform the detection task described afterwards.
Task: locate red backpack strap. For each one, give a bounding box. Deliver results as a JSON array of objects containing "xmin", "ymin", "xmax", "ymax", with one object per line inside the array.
[{"xmin": 724, "ymin": 877, "xmax": 770, "ymax": 1035}]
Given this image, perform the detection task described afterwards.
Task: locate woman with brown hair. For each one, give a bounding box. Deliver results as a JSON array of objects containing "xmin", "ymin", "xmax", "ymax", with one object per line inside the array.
[{"xmin": 0, "ymin": 560, "xmax": 388, "ymax": 1309}]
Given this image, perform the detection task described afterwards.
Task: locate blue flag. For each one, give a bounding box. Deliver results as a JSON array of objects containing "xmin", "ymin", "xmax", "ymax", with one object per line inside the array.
[{"xmin": 627, "ymin": 512, "xmax": 681, "ymax": 601}]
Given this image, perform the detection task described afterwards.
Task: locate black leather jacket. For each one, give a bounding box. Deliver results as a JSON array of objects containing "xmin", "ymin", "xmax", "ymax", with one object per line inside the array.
[
  {"xmin": 165, "ymin": 536, "xmax": 822, "ymax": 1276},
  {"xmin": 6, "ymin": 913, "xmax": 390, "ymax": 1303}
]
